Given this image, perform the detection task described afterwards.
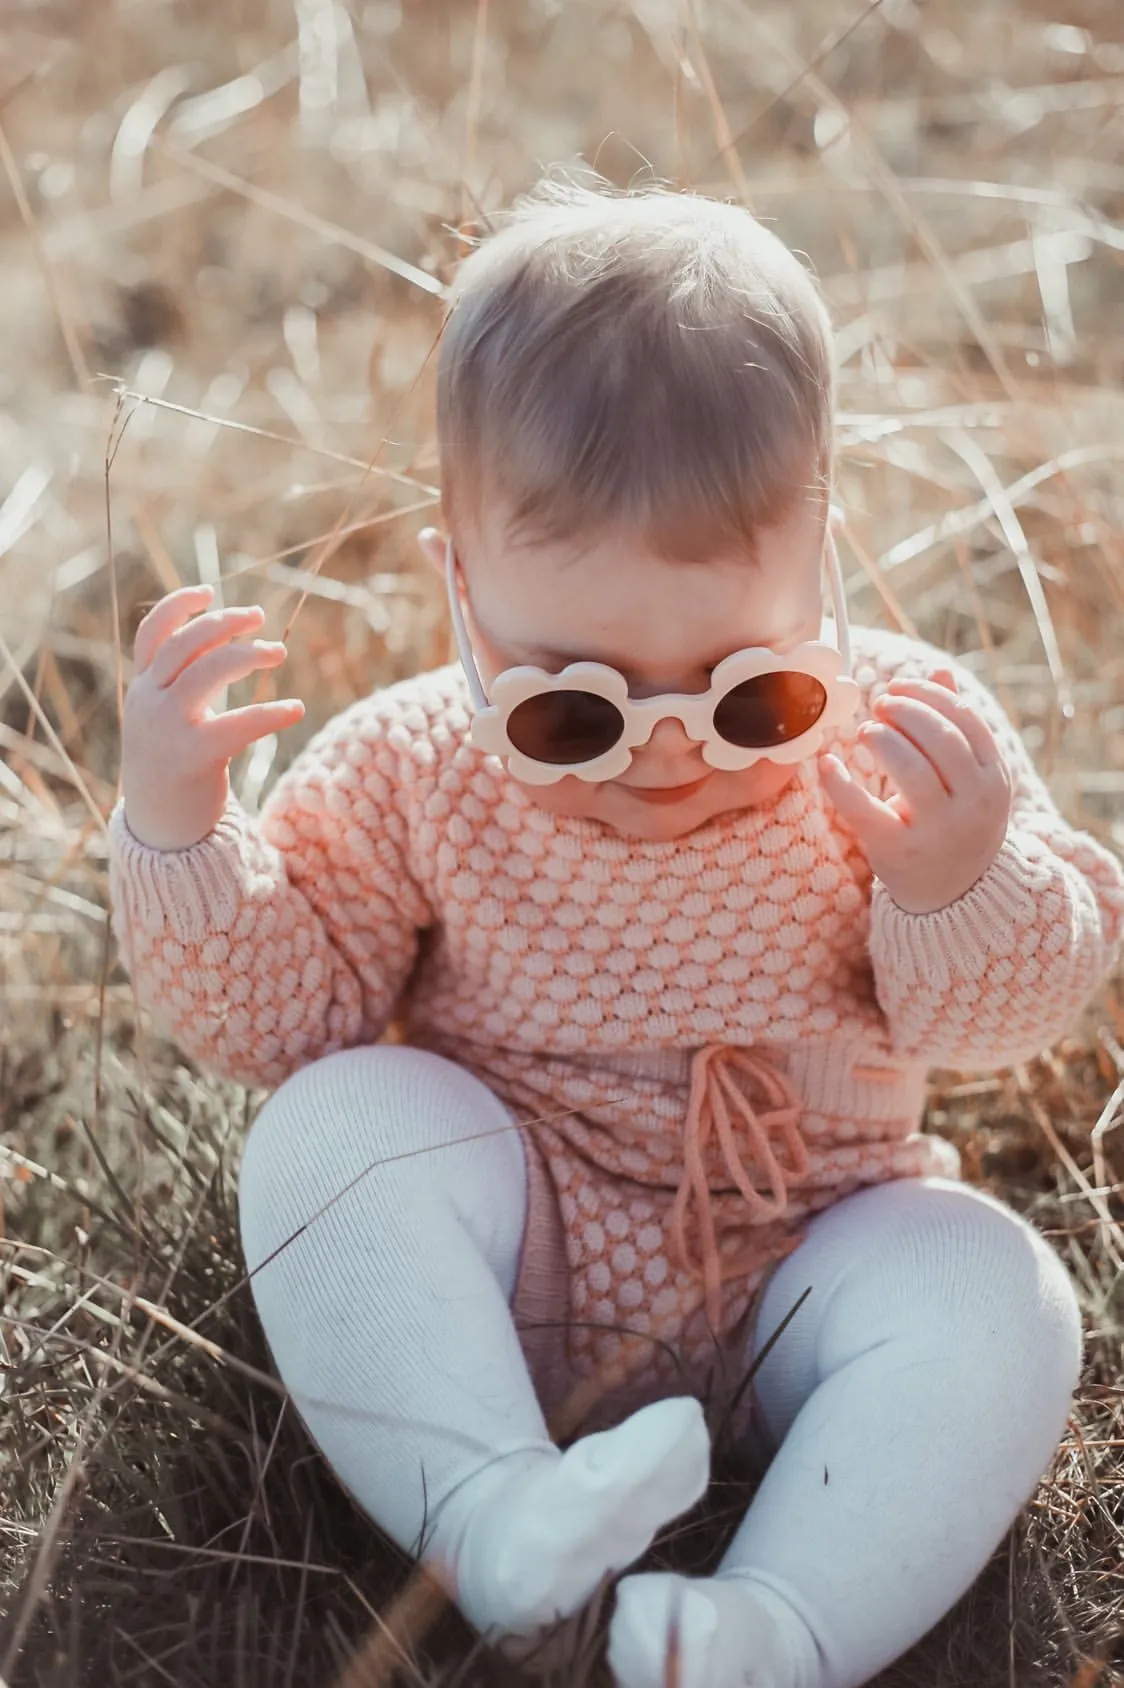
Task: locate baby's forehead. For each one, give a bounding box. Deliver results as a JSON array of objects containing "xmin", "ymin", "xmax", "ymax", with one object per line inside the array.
[{"xmin": 464, "ymin": 518, "xmax": 826, "ymax": 677}]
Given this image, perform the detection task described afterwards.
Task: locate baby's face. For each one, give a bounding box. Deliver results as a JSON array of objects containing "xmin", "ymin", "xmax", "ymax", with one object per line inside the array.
[{"xmin": 446, "ymin": 502, "xmax": 829, "ymax": 842}]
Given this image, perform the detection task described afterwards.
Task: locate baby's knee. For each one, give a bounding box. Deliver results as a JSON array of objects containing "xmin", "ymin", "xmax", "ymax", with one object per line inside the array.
[
  {"xmin": 239, "ymin": 1046, "xmax": 426, "ymax": 1227},
  {"xmin": 239, "ymin": 1043, "xmax": 525, "ymax": 1248},
  {"xmin": 824, "ymin": 1178, "xmax": 1083, "ymax": 1394},
  {"xmin": 247, "ymin": 1042, "xmax": 479, "ymax": 1156}
]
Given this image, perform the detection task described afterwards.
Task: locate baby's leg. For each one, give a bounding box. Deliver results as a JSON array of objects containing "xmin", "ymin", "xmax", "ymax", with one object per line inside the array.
[
  {"xmin": 238, "ymin": 1045, "xmax": 709, "ymax": 1639},
  {"xmin": 610, "ymin": 1176, "xmax": 1082, "ymax": 1688}
]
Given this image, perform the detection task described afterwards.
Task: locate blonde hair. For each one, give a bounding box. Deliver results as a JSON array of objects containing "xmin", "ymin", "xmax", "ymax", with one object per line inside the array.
[{"xmin": 436, "ymin": 177, "xmax": 835, "ymax": 561}]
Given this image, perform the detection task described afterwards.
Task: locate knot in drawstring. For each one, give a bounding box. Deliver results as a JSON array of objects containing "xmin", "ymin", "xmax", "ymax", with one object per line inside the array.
[{"xmin": 670, "ymin": 1044, "xmax": 809, "ymax": 1334}]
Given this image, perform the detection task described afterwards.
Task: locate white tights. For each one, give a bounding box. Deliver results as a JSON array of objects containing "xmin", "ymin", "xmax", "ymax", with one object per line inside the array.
[{"xmin": 239, "ymin": 1046, "xmax": 1082, "ymax": 1688}]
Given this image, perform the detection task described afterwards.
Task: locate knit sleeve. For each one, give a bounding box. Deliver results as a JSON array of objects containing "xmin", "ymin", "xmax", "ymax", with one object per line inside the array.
[
  {"xmin": 108, "ymin": 695, "xmax": 433, "ymax": 1092},
  {"xmin": 860, "ymin": 642, "xmax": 1124, "ymax": 1067}
]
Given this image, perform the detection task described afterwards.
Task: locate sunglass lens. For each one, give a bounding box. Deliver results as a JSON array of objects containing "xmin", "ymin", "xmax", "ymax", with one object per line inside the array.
[
  {"xmin": 713, "ymin": 672, "xmax": 827, "ymax": 748},
  {"xmin": 506, "ymin": 689, "xmax": 626, "ymax": 765}
]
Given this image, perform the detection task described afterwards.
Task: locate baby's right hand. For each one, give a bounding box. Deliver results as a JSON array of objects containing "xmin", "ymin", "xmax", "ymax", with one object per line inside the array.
[{"xmin": 121, "ymin": 585, "xmax": 305, "ymax": 851}]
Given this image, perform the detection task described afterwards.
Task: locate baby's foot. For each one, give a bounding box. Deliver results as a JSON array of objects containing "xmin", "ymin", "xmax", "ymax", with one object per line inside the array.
[
  {"xmin": 608, "ymin": 1570, "xmax": 821, "ymax": 1688},
  {"xmin": 430, "ymin": 1397, "xmax": 710, "ymax": 1640}
]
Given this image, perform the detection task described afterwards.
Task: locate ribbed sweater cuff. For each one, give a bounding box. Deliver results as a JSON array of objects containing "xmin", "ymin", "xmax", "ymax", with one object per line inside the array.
[
  {"xmin": 108, "ymin": 795, "xmax": 264, "ymax": 945},
  {"xmin": 870, "ymin": 835, "xmax": 1054, "ymax": 993}
]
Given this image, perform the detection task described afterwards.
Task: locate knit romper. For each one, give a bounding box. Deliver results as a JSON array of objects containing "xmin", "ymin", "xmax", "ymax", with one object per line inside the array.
[{"xmin": 108, "ymin": 626, "xmax": 1124, "ymax": 1434}]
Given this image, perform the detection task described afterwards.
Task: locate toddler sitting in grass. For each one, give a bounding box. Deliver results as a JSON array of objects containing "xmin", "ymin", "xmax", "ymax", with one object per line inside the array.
[{"xmin": 110, "ymin": 179, "xmax": 1124, "ymax": 1688}]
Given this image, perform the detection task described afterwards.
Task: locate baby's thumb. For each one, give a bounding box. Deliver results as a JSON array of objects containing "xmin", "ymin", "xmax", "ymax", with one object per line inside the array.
[{"xmin": 818, "ymin": 753, "xmax": 884, "ymax": 844}]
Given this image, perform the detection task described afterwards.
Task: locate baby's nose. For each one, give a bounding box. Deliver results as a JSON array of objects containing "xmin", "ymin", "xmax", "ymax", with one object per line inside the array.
[
  {"xmin": 637, "ymin": 713, "xmax": 705, "ymax": 760},
  {"xmin": 650, "ymin": 710, "xmax": 700, "ymax": 744}
]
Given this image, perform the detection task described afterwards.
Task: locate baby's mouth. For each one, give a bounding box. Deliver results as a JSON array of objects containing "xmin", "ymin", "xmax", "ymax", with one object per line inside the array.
[{"xmin": 623, "ymin": 774, "xmax": 713, "ymax": 805}]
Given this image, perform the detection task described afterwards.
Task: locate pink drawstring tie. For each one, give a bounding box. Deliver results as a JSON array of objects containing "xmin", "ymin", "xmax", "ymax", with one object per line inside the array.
[{"xmin": 670, "ymin": 1045, "xmax": 810, "ymax": 1334}]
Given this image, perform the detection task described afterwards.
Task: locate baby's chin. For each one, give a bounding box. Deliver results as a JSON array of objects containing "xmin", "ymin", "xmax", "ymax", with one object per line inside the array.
[{"xmin": 514, "ymin": 762, "xmax": 799, "ymax": 840}]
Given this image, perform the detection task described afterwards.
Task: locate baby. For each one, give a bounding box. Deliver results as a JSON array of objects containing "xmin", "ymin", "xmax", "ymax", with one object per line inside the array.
[{"xmin": 110, "ymin": 181, "xmax": 1124, "ymax": 1688}]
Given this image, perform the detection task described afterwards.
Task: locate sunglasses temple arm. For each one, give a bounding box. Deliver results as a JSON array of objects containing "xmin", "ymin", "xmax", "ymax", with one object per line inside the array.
[
  {"xmin": 826, "ymin": 530, "xmax": 853, "ymax": 675},
  {"xmin": 445, "ymin": 539, "xmax": 489, "ymax": 709}
]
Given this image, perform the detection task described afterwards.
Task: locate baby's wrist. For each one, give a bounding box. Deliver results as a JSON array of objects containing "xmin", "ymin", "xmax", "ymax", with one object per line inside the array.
[
  {"xmin": 121, "ymin": 773, "xmax": 231, "ymax": 853},
  {"xmin": 877, "ymin": 849, "xmax": 1002, "ymax": 916},
  {"xmin": 122, "ymin": 803, "xmax": 219, "ymax": 853}
]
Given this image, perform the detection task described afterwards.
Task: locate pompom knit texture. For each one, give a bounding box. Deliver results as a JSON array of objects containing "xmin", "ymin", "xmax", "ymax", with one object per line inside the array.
[{"xmin": 109, "ymin": 628, "xmax": 1124, "ymax": 1414}]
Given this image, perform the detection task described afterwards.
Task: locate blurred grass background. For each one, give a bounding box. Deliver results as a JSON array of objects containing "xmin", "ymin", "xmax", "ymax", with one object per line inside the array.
[{"xmin": 1, "ymin": 0, "xmax": 1123, "ymax": 1683}]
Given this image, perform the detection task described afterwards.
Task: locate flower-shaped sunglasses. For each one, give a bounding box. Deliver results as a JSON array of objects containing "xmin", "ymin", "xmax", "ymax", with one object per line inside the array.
[{"xmin": 445, "ymin": 529, "xmax": 859, "ymax": 786}]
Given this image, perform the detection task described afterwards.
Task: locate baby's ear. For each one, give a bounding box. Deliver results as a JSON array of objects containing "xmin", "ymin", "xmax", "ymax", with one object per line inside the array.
[{"xmin": 417, "ymin": 526, "xmax": 447, "ymax": 575}]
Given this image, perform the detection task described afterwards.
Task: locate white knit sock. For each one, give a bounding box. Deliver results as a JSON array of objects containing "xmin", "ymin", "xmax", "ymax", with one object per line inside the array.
[
  {"xmin": 609, "ymin": 1178, "xmax": 1082, "ymax": 1688},
  {"xmin": 430, "ymin": 1396, "xmax": 710, "ymax": 1638},
  {"xmin": 610, "ymin": 1572, "xmax": 816, "ymax": 1688}
]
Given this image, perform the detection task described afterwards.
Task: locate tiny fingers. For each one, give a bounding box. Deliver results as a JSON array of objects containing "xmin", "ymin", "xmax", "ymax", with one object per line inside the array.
[
  {"xmin": 860, "ymin": 720, "xmax": 946, "ymax": 812},
  {"xmin": 882, "ymin": 676, "xmax": 1000, "ymax": 767},
  {"xmin": 132, "ymin": 584, "xmax": 214, "ymax": 674},
  {"xmin": 203, "ymin": 699, "xmax": 305, "ymax": 762},
  {"xmin": 872, "ymin": 694, "xmax": 977, "ymax": 792},
  {"xmin": 818, "ymin": 753, "xmax": 901, "ymax": 845},
  {"xmin": 172, "ymin": 640, "xmax": 289, "ymax": 719},
  {"xmin": 149, "ymin": 603, "xmax": 266, "ymax": 689}
]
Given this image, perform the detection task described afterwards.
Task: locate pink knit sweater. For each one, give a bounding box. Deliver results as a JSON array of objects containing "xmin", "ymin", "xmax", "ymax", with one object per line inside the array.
[{"xmin": 109, "ymin": 626, "xmax": 1124, "ymax": 1408}]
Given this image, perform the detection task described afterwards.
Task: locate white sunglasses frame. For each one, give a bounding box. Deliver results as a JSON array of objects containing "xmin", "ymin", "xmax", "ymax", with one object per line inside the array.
[{"xmin": 444, "ymin": 529, "xmax": 859, "ymax": 786}]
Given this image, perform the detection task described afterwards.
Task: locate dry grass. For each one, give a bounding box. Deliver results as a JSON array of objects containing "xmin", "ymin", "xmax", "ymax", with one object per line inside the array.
[{"xmin": 2, "ymin": 0, "xmax": 1124, "ymax": 1682}]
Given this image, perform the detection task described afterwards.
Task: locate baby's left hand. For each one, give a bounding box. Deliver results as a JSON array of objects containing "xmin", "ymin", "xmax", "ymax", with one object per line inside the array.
[{"xmin": 818, "ymin": 669, "xmax": 1015, "ymax": 915}]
